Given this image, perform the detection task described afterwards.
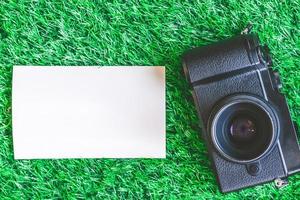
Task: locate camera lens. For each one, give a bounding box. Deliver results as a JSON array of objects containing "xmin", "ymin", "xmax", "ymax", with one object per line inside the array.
[
  {"xmin": 210, "ymin": 95, "xmax": 279, "ymax": 163},
  {"xmin": 229, "ymin": 117, "xmax": 257, "ymax": 143}
]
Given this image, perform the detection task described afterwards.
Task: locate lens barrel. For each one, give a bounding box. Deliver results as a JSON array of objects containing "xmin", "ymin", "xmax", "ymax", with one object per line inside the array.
[{"xmin": 209, "ymin": 95, "xmax": 279, "ymax": 163}]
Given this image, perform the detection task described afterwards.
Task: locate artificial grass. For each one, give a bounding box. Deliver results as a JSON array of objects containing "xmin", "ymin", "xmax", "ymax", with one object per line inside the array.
[{"xmin": 0, "ymin": 0, "xmax": 299, "ymax": 199}]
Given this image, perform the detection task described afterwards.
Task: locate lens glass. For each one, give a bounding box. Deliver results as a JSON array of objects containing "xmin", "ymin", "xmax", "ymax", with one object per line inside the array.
[{"xmin": 229, "ymin": 117, "xmax": 257, "ymax": 144}]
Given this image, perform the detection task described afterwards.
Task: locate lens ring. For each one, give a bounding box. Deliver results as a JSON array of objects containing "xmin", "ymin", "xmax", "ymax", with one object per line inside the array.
[{"xmin": 209, "ymin": 95, "xmax": 279, "ymax": 163}]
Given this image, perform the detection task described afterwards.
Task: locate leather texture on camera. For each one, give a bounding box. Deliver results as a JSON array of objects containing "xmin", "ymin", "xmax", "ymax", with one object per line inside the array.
[
  {"xmin": 193, "ymin": 71, "xmax": 263, "ymax": 126},
  {"xmin": 212, "ymin": 145, "xmax": 285, "ymax": 192},
  {"xmin": 183, "ymin": 36, "xmax": 253, "ymax": 84}
]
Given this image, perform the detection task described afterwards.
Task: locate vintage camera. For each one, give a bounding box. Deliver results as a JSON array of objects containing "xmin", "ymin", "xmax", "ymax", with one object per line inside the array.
[{"xmin": 182, "ymin": 33, "xmax": 300, "ymax": 192}]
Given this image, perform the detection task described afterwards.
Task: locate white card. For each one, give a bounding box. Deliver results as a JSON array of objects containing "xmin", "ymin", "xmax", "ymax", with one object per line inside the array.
[{"xmin": 12, "ymin": 66, "xmax": 165, "ymax": 159}]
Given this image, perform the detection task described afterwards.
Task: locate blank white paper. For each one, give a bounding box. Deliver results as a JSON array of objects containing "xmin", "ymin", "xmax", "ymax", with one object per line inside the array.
[{"xmin": 12, "ymin": 66, "xmax": 165, "ymax": 159}]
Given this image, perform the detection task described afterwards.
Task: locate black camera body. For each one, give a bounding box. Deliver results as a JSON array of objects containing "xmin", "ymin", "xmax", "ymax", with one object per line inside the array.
[{"xmin": 183, "ymin": 34, "xmax": 300, "ymax": 192}]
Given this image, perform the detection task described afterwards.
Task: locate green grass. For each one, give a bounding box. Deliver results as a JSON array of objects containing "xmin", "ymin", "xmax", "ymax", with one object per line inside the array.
[{"xmin": 0, "ymin": 0, "xmax": 299, "ymax": 199}]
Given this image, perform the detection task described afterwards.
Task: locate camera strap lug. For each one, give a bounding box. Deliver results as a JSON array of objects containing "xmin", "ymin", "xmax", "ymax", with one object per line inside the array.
[
  {"xmin": 274, "ymin": 178, "xmax": 289, "ymax": 189},
  {"xmin": 241, "ymin": 23, "xmax": 253, "ymax": 35}
]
